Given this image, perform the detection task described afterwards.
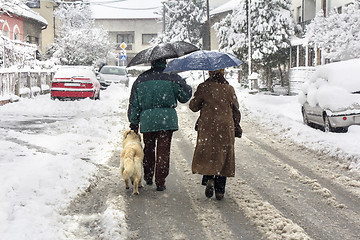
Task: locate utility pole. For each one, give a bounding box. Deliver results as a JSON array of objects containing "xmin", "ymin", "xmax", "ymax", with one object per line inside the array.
[
  {"xmin": 202, "ymin": 0, "xmax": 211, "ymax": 50},
  {"xmin": 163, "ymin": 3, "xmax": 166, "ymax": 32},
  {"xmin": 247, "ymin": 0, "xmax": 252, "ymax": 88}
]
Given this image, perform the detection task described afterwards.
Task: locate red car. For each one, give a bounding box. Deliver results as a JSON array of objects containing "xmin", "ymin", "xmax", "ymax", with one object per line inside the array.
[{"xmin": 51, "ymin": 66, "xmax": 100, "ymax": 100}]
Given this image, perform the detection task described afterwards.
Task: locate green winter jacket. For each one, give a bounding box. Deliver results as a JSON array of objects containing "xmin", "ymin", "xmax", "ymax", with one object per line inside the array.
[{"xmin": 128, "ymin": 66, "xmax": 192, "ymax": 133}]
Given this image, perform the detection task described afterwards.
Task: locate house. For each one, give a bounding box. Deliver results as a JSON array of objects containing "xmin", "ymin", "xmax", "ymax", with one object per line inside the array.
[
  {"xmin": 289, "ymin": 0, "xmax": 354, "ymax": 67},
  {"xmin": 209, "ymin": 0, "xmax": 240, "ymax": 51},
  {"xmin": 0, "ymin": 0, "xmax": 48, "ymax": 50},
  {"xmin": 90, "ymin": 0, "xmax": 163, "ymax": 66},
  {"xmin": 288, "ymin": 0, "xmax": 354, "ymax": 94}
]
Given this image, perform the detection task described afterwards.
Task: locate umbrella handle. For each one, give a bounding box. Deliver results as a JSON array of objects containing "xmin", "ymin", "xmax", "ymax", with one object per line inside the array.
[{"xmin": 203, "ymin": 71, "xmax": 205, "ymax": 81}]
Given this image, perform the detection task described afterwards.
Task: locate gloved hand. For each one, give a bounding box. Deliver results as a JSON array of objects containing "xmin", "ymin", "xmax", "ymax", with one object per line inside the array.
[{"xmin": 129, "ymin": 123, "xmax": 139, "ymax": 134}]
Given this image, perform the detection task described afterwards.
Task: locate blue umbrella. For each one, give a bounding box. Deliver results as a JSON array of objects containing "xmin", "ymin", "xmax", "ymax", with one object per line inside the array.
[{"xmin": 164, "ymin": 50, "xmax": 242, "ymax": 73}]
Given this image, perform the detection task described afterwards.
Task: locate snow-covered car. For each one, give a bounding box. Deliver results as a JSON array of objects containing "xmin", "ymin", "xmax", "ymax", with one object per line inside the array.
[
  {"xmin": 51, "ymin": 66, "xmax": 100, "ymax": 100},
  {"xmin": 299, "ymin": 59, "xmax": 360, "ymax": 132},
  {"xmin": 98, "ymin": 66, "xmax": 129, "ymax": 88}
]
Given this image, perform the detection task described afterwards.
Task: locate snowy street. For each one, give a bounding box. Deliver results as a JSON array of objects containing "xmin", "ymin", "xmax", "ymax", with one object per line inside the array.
[{"xmin": 0, "ymin": 79, "xmax": 360, "ymax": 239}]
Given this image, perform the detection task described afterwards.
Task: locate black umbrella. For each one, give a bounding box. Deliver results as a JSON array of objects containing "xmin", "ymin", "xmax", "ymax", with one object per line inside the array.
[{"xmin": 127, "ymin": 41, "xmax": 199, "ymax": 67}]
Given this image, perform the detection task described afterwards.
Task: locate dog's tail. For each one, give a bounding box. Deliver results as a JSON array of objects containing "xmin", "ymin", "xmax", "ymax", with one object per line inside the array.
[{"xmin": 122, "ymin": 149, "xmax": 136, "ymax": 179}]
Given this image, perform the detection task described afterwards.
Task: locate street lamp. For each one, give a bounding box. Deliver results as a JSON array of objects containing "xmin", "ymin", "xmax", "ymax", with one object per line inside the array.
[
  {"xmin": 163, "ymin": 0, "xmax": 172, "ymax": 33},
  {"xmin": 247, "ymin": 0, "xmax": 254, "ymax": 89},
  {"xmin": 248, "ymin": 0, "xmax": 251, "ymax": 77},
  {"xmin": 203, "ymin": 0, "xmax": 211, "ymax": 50}
]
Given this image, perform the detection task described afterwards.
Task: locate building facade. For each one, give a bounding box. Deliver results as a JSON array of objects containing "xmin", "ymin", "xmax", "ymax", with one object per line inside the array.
[
  {"xmin": 26, "ymin": 0, "xmax": 59, "ymax": 53},
  {"xmin": 93, "ymin": 18, "xmax": 162, "ymax": 66}
]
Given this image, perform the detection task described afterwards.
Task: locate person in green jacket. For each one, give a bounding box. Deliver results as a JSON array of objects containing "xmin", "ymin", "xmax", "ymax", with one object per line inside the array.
[{"xmin": 127, "ymin": 58, "xmax": 192, "ymax": 191}]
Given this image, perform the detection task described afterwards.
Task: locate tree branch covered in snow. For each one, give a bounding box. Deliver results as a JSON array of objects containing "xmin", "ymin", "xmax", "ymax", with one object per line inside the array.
[
  {"xmin": 50, "ymin": 1, "xmax": 114, "ymax": 66},
  {"xmin": 152, "ymin": 0, "xmax": 206, "ymax": 48},
  {"xmin": 214, "ymin": 0, "xmax": 298, "ymax": 89},
  {"xmin": 305, "ymin": 1, "xmax": 360, "ymax": 62}
]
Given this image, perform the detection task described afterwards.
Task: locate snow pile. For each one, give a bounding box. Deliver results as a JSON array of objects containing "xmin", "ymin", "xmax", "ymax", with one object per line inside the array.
[
  {"xmin": 299, "ymin": 59, "xmax": 360, "ymax": 112},
  {"xmin": 0, "ymin": 84, "xmax": 130, "ymax": 239},
  {"xmin": 99, "ymin": 199, "xmax": 127, "ymax": 240}
]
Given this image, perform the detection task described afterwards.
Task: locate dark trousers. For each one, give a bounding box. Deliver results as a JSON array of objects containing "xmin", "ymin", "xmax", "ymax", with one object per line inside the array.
[
  {"xmin": 143, "ymin": 130, "xmax": 173, "ymax": 187},
  {"xmin": 202, "ymin": 175, "xmax": 227, "ymax": 194}
]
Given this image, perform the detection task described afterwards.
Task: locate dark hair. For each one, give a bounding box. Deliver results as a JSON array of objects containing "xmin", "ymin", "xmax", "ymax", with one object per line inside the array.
[{"xmin": 151, "ymin": 58, "xmax": 167, "ymax": 68}]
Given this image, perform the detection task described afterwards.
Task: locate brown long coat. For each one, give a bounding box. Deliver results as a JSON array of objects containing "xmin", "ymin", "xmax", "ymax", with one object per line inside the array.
[{"xmin": 189, "ymin": 75, "xmax": 240, "ymax": 177}]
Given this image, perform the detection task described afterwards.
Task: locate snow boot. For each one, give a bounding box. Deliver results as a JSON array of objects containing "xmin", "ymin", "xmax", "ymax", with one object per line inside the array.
[{"xmin": 205, "ymin": 179, "xmax": 214, "ymax": 198}]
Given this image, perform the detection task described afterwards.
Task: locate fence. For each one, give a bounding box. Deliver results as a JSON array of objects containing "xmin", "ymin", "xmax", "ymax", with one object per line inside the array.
[
  {"xmin": 288, "ymin": 67, "xmax": 316, "ymax": 95},
  {"xmin": 0, "ymin": 69, "xmax": 55, "ymax": 105}
]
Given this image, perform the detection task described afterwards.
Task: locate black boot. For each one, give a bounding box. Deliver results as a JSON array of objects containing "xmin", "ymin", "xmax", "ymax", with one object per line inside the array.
[
  {"xmin": 205, "ymin": 179, "xmax": 214, "ymax": 198},
  {"xmin": 214, "ymin": 176, "xmax": 226, "ymax": 200}
]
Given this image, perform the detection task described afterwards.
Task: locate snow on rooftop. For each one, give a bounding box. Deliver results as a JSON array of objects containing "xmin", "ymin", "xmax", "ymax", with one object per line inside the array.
[
  {"xmin": 0, "ymin": 0, "xmax": 48, "ymax": 26},
  {"xmin": 210, "ymin": 0, "xmax": 240, "ymax": 16},
  {"xmin": 90, "ymin": 0, "xmax": 162, "ymax": 19}
]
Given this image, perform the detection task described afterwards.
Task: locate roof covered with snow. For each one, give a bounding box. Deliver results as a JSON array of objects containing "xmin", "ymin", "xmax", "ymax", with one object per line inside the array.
[
  {"xmin": 0, "ymin": 0, "xmax": 48, "ymax": 26},
  {"xmin": 90, "ymin": 0, "xmax": 162, "ymax": 20},
  {"xmin": 210, "ymin": 0, "xmax": 240, "ymax": 16}
]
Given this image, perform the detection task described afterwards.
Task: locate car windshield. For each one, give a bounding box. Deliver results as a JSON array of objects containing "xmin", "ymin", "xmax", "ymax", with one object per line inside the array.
[{"xmin": 100, "ymin": 67, "xmax": 126, "ymax": 75}]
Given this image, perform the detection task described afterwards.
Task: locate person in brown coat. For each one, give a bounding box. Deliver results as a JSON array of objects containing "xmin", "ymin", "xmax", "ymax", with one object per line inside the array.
[{"xmin": 189, "ymin": 69, "xmax": 241, "ymax": 200}]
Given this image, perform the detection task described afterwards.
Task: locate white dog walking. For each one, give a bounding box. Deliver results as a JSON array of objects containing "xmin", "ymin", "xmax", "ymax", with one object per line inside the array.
[{"xmin": 120, "ymin": 130, "xmax": 144, "ymax": 195}]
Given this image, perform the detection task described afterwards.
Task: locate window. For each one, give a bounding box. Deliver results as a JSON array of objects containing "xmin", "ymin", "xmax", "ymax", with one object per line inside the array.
[
  {"xmin": 100, "ymin": 67, "xmax": 126, "ymax": 76},
  {"xmin": 2, "ymin": 29, "xmax": 10, "ymax": 39},
  {"xmin": 26, "ymin": 35, "xmax": 39, "ymax": 45},
  {"xmin": 297, "ymin": 6, "xmax": 301, "ymax": 23},
  {"xmin": 14, "ymin": 32, "xmax": 20, "ymax": 40},
  {"xmin": 337, "ymin": 7, "xmax": 342, "ymax": 14},
  {"xmin": 26, "ymin": 0, "xmax": 40, "ymax": 8},
  {"xmin": 13, "ymin": 25, "xmax": 20, "ymax": 40},
  {"xmin": 142, "ymin": 34, "xmax": 157, "ymax": 45},
  {"xmin": 117, "ymin": 32, "xmax": 134, "ymax": 44},
  {"xmin": 2, "ymin": 22, "xmax": 10, "ymax": 38}
]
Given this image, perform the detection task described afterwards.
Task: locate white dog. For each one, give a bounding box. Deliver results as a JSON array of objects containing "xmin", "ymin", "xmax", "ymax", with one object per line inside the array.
[{"xmin": 120, "ymin": 130, "xmax": 144, "ymax": 195}]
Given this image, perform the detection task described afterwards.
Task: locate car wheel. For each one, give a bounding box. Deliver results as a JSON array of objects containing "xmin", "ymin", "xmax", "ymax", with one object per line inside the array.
[
  {"xmin": 324, "ymin": 115, "xmax": 333, "ymax": 132},
  {"xmin": 302, "ymin": 108, "xmax": 309, "ymax": 125}
]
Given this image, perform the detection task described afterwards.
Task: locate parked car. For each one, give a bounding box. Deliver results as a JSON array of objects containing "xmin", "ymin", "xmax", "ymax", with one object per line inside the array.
[
  {"xmin": 98, "ymin": 66, "xmax": 129, "ymax": 88},
  {"xmin": 51, "ymin": 66, "xmax": 100, "ymax": 100},
  {"xmin": 299, "ymin": 59, "xmax": 360, "ymax": 132}
]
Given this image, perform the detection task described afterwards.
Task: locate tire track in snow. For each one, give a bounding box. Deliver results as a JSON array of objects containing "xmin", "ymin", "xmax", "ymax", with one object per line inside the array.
[{"xmin": 234, "ymin": 118, "xmax": 360, "ymax": 240}]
